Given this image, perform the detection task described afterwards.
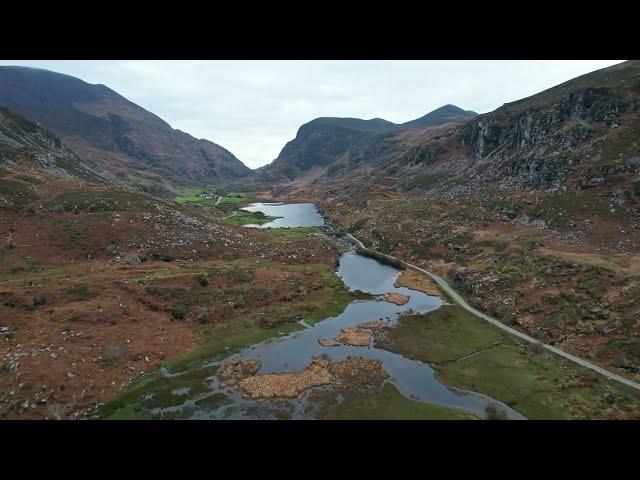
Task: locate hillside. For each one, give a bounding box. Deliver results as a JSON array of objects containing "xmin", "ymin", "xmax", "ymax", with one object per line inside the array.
[
  {"xmin": 0, "ymin": 66, "xmax": 252, "ymax": 194},
  {"xmin": 254, "ymin": 104, "xmax": 477, "ymax": 183}
]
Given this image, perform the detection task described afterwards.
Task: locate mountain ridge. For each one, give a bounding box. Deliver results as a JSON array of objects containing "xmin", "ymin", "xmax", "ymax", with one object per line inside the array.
[
  {"xmin": 0, "ymin": 66, "xmax": 252, "ymax": 194},
  {"xmin": 254, "ymin": 103, "xmax": 478, "ymax": 182}
]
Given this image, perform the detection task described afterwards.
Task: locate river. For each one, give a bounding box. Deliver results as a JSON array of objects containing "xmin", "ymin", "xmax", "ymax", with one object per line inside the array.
[{"xmin": 143, "ymin": 202, "xmax": 524, "ymax": 419}]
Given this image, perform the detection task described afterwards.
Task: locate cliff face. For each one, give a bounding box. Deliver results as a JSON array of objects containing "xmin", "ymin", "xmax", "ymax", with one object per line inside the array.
[
  {"xmin": 0, "ymin": 66, "xmax": 252, "ymax": 192},
  {"xmin": 329, "ymin": 61, "xmax": 640, "ymax": 199},
  {"xmin": 456, "ymin": 84, "xmax": 637, "ymax": 191}
]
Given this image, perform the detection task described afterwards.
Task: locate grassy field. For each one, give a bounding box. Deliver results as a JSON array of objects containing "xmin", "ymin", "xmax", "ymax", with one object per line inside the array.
[
  {"xmin": 377, "ymin": 305, "xmax": 640, "ymax": 419},
  {"xmin": 173, "ymin": 187, "xmax": 216, "ymax": 205},
  {"xmin": 320, "ymin": 382, "xmax": 478, "ymax": 419}
]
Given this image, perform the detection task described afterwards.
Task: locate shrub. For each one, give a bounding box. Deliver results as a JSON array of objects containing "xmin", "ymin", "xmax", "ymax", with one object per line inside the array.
[
  {"xmin": 145, "ymin": 286, "xmax": 160, "ymax": 296},
  {"xmin": 26, "ymin": 298, "xmax": 37, "ymax": 310},
  {"xmin": 198, "ymin": 275, "xmax": 209, "ymax": 287},
  {"xmin": 171, "ymin": 305, "xmax": 188, "ymax": 320},
  {"xmin": 197, "ymin": 310, "xmax": 208, "ymax": 324},
  {"xmin": 27, "ymin": 292, "xmax": 54, "ymax": 309},
  {"xmin": 152, "ymin": 252, "xmax": 173, "ymax": 262},
  {"xmin": 68, "ymin": 284, "xmax": 90, "ymax": 298}
]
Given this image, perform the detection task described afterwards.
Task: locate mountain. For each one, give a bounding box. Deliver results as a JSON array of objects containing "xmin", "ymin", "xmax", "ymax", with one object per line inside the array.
[
  {"xmin": 355, "ymin": 60, "xmax": 640, "ymax": 195},
  {"xmin": 0, "ymin": 66, "xmax": 252, "ymax": 194},
  {"xmin": 401, "ymin": 104, "xmax": 478, "ymax": 129},
  {"xmin": 255, "ymin": 105, "xmax": 478, "ymax": 182}
]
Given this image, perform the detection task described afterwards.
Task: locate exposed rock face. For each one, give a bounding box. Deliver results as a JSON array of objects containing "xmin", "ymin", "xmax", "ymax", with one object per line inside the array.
[
  {"xmin": 456, "ymin": 86, "xmax": 629, "ymax": 190},
  {"xmin": 0, "ymin": 66, "xmax": 252, "ymax": 191}
]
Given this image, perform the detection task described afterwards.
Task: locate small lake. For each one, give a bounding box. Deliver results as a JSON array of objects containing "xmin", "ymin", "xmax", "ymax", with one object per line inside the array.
[{"xmin": 240, "ymin": 202, "xmax": 325, "ymax": 228}]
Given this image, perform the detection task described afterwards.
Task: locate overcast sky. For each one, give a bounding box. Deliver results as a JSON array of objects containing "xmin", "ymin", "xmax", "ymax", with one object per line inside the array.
[{"xmin": 0, "ymin": 60, "xmax": 625, "ymax": 168}]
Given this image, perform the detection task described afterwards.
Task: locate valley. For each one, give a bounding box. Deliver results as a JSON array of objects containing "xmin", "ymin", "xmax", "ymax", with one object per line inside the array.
[{"xmin": 1, "ymin": 60, "xmax": 640, "ymax": 419}]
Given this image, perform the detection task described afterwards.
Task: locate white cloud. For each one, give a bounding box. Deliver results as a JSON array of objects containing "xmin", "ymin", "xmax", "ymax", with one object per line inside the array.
[{"xmin": 0, "ymin": 60, "xmax": 625, "ymax": 168}]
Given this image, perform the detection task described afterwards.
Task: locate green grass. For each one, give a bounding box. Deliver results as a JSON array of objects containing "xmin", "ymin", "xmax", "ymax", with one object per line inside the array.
[
  {"xmin": 378, "ymin": 305, "xmax": 504, "ymax": 363},
  {"xmin": 378, "ymin": 304, "xmax": 640, "ymax": 419},
  {"xmin": 173, "ymin": 187, "xmax": 215, "ymax": 205},
  {"xmin": 99, "ymin": 365, "xmax": 216, "ymax": 419},
  {"xmin": 321, "ymin": 383, "xmax": 478, "ymax": 420}
]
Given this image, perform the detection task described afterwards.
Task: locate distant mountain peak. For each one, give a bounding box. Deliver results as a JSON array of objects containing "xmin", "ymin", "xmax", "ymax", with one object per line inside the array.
[{"xmin": 401, "ymin": 104, "xmax": 478, "ymax": 129}]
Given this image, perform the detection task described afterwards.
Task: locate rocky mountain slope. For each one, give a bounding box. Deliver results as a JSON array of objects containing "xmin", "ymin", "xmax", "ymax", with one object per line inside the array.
[
  {"xmin": 316, "ymin": 61, "xmax": 640, "ymax": 196},
  {"xmin": 254, "ymin": 104, "xmax": 477, "ymax": 183},
  {"xmin": 0, "ymin": 67, "xmax": 252, "ymax": 194},
  {"xmin": 0, "ymin": 105, "xmax": 119, "ymax": 208}
]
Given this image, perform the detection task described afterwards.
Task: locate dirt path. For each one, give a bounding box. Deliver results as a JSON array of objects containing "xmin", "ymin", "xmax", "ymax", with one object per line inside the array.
[{"xmin": 345, "ymin": 233, "xmax": 640, "ymax": 392}]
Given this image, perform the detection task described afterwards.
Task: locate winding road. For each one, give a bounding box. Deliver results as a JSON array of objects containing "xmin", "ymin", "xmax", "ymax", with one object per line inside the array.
[{"xmin": 344, "ymin": 233, "xmax": 640, "ymax": 392}]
